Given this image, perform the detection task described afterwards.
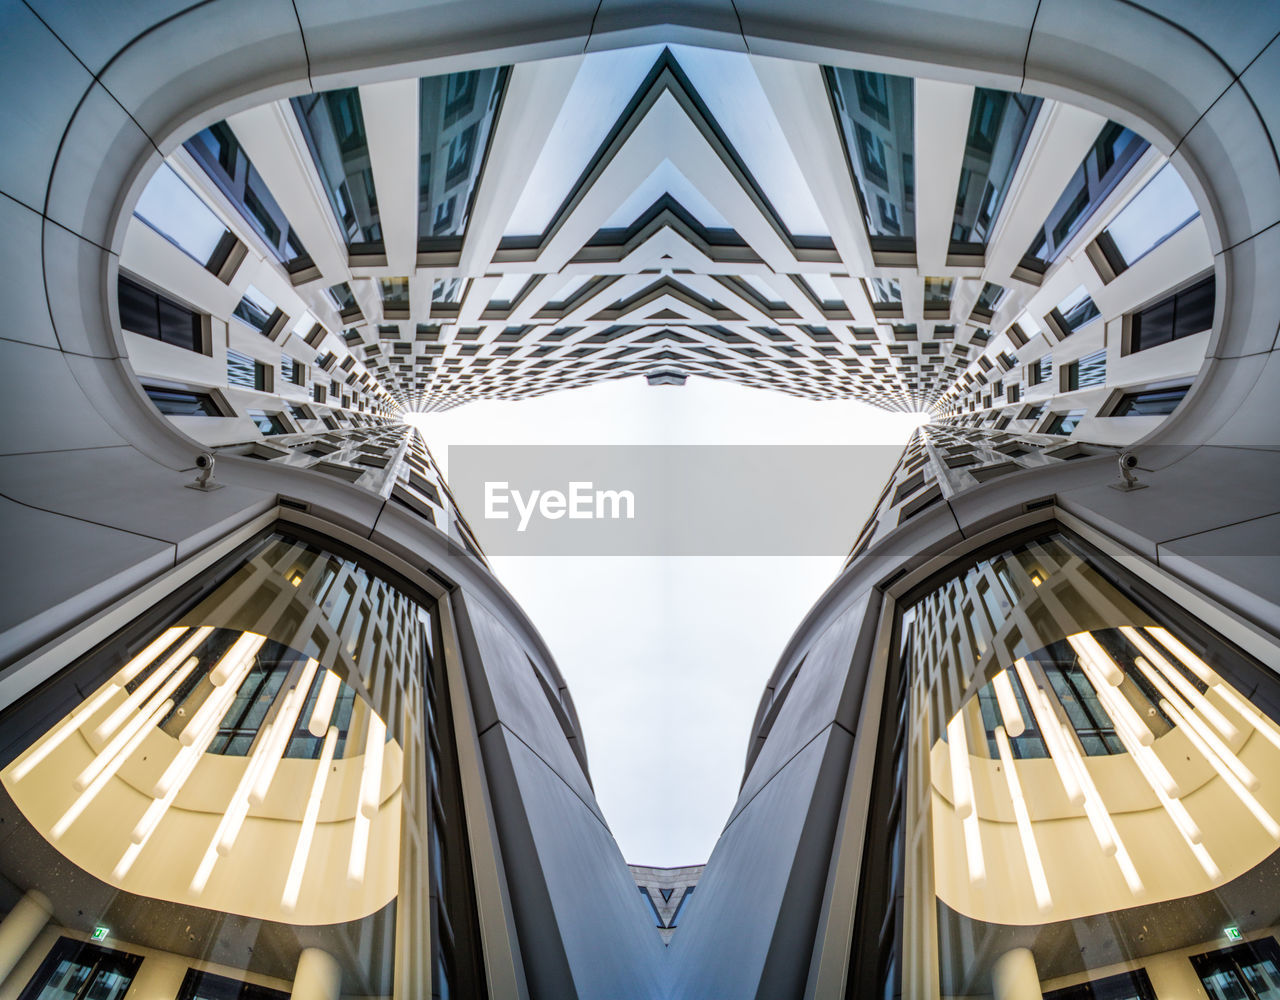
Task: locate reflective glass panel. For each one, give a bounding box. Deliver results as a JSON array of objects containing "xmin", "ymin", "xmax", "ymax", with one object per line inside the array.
[
  {"xmin": 1068, "ymin": 349, "xmax": 1107, "ymax": 391},
  {"xmin": 1132, "ymin": 276, "xmax": 1215, "ymax": 353},
  {"xmin": 826, "ymin": 68, "xmax": 916, "ymax": 244},
  {"xmin": 1025, "ymin": 123, "xmax": 1148, "ymax": 267},
  {"xmin": 863, "ymin": 532, "xmax": 1280, "ymax": 998},
  {"xmin": 232, "ymin": 285, "xmax": 278, "ymax": 334},
  {"xmin": 1111, "ymin": 384, "xmax": 1191, "ymax": 417},
  {"xmin": 291, "ymin": 90, "xmax": 382, "ymax": 246},
  {"xmin": 0, "ymin": 532, "xmax": 487, "ymax": 999},
  {"xmin": 227, "ymin": 349, "xmax": 265, "ymax": 391},
  {"xmin": 118, "ymin": 276, "xmax": 202, "ymax": 352},
  {"xmin": 417, "ymin": 68, "xmax": 505, "ymax": 243},
  {"xmin": 185, "ymin": 123, "xmax": 310, "ymax": 266},
  {"xmin": 246, "ymin": 409, "xmax": 287, "ymax": 434},
  {"xmin": 1054, "ymin": 285, "xmax": 1101, "ymax": 335},
  {"xmin": 144, "ymin": 385, "xmax": 221, "ymax": 417},
  {"xmin": 1104, "ymin": 162, "xmax": 1199, "ymax": 268},
  {"xmin": 1044, "ymin": 408, "xmax": 1085, "ymax": 434},
  {"xmin": 952, "ymin": 89, "xmax": 1042, "ymax": 245},
  {"xmin": 133, "ymin": 165, "xmax": 229, "ymax": 267}
]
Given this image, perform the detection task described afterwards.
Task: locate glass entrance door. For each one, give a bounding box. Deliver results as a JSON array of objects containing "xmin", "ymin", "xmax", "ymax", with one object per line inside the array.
[
  {"xmin": 1191, "ymin": 938, "xmax": 1280, "ymax": 1000},
  {"xmin": 16, "ymin": 937, "xmax": 142, "ymax": 1000}
]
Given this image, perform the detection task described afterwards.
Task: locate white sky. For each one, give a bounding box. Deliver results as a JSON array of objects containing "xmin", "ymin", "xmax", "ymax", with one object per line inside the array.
[{"xmin": 406, "ymin": 378, "xmax": 924, "ymax": 865}]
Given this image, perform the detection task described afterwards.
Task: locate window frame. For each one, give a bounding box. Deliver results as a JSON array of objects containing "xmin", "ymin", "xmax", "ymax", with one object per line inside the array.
[
  {"xmin": 141, "ymin": 381, "xmax": 233, "ymax": 418},
  {"xmin": 117, "ymin": 272, "xmax": 211, "ymax": 355},
  {"xmin": 1099, "ymin": 380, "xmax": 1193, "ymax": 418},
  {"xmin": 1063, "ymin": 348, "xmax": 1108, "ymax": 392},
  {"xmin": 1122, "ymin": 272, "xmax": 1215, "ymax": 356}
]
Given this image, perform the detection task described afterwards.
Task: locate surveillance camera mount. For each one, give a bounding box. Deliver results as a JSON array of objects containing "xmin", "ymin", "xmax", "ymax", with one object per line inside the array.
[
  {"xmin": 186, "ymin": 454, "xmax": 223, "ymax": 492},
  {"xmin": 1109, "ymin": 452, "xmax": 1147, "ymax": 492}
]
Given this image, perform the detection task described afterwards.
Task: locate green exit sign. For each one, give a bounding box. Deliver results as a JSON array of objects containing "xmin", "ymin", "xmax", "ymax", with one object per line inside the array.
[
  {"xmin": 91, "ymin": 926, "xmax": 109, "ymax": 942},
  {"xmin": 1225, "ymin": 926, "xmax": 1243, "ymax": 941}
]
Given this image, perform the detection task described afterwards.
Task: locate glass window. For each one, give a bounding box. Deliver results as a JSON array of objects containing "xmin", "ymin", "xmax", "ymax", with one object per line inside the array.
[
  {"xmin": 952, "ymin": 89, "xmax": 1042, "ymax": 245},
  {"xmin": 1025, "ymin": 122, "xmax": 1149, "ymax": 267},
  {"xmin": 0, "ymin": 532, "xmax": 489, "ymax": 999},
  {"xmin": 291, "ymin": 90, "xmax": 382, "ymax": 246},
  {"xmin": 1110, "ymin": 383, "xmax": 1191, "ymax": 416},
  {"xmin": 1044, "ymin": 409, "xmax": 1086, "ymax": 435},
  {"xmin": 247, "ymin": 409, "xmax": 287, "ymax": 436},
  {"xmin": 379, "ymin": 277, "xmax": 411, "ymax": 312},
  {"xmin": 639, "ymin": 886, "xmax": 665, "ymax": 927},
  {"xmin": 184, "ymin": 122, "xmax": 310, "ymax": 267},
  {"xmin": 176, "ymin": 968, "xmax": 289, "ymax": 1000},
  {"xmin": 226, "ymin": 349, "xmax": 267, "ymax": 392},
  {"xmin": 327, "ymin": 282, "xmax": 360, "ymax": 316},
  {"xmin": 280, "ymin": 354, "xmax": 305, "ymax": 386},
  {"xmin": 800, "ymin": 273, "xmax": 844, "ymax": 308},
  {"xmin": 924, "ymin": 277, "xmax": 953, "ymax": 309},
  {"xmin": 826, "ymin": 68, "xmax": 916, "ymax": 244},
  {"xmin": 1067, "ymin": 348, "xmax": 1107, "ymax": 390},
  {"xmin": 15, "ymin": 937, "xmax": 142, "ymax": 1000},
  {"xmin": 143, "ymin": 384, "xmax": 222, "ymax": 416},
  {"xmin": 432, "ymin": 278, "xmax": 463, "ymax": 304},
  {"xmin": 1131, "ymin": 275, "xmax": 1214, "ymax": 352},
  {"xmin": 232, "ymin": 286, "xmax": 278, "ymax": 334},
  {"xmin": 1102, "ymin": 162, "xmax": 1199, "ymax": 269},
  {"xmin": 974, "ymin": 281, "xmax": 1006, "ymax": 315},
  {"xmin": 1191, "ymin": 938, "xmax": 1280, "ymax": 1000},
  {"xmin": 1053, "ymin": 285, "xmax": 1101, "ymax": 335},
  {"xmin": 869, "ymin": 277, "xmax": 902, "ymax": 305},
  {"xmin": 133, "ymin": 164, "xmax": 230, "ymax": 267},
  {"xmin": 670, "ymin": 886, "xmax": 694, "ymax": 927},
  {"xmin": 118, "ymin": 276, "xmax": 202, "ymax": 352},
  {"xmin": 851, "ymin": 531, "xmax": 1280, "ymax": 999},
  {"xmin": 1029, "ymin": 355, "xmax": 1052, "ymax": 386},
  {"xmin": 289, "ymin": 312, "xmax": 316, "ymax": 341}
]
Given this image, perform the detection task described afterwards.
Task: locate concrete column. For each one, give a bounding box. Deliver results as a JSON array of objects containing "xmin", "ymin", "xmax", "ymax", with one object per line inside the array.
[
  {"xmin": 291, "ymin": 947, "xmax": 340, "ymax": 1000},
  {"xmin": 992, "ymin": 947, "xmax": 1042, "ymax": 1000},
  {"xmin": 0, "ymin": 890, "xmax": 52, "ymax": 987}
]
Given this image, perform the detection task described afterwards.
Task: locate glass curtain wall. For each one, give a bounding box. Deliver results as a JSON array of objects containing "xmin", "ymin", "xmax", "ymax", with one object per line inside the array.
[
  {"xmin": 1023, "ymin": 124, "xmax": 1148, "ymax": 271},
  {"xmin": 853, "ymin": 531, "xmax": 1280, "ymax": 999},
  {"xmin": 291, "ymin": 90, "xmax": 383, "ymax": 252},
  {"xmin": 0, "ymin": 530, "xmax": 484, "ymax": 1000},
  {"xmin": 416, "ymin": 68, "xmax": 506, "ymax": 248},
  {"xmin": 951, "ymin": 89, "xmax": 1042, "ymax": 250},
  {"xmin": 184, "ymin": 123, "xmax": 311, "ymax": 269},
  {"xmin": 826, "ymin": 67, "xmax": 916, "ymax": 251}
]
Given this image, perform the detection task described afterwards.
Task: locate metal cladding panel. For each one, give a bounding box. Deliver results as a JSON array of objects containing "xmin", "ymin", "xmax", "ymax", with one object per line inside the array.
[
  {"xmin": 0, "ymin": 447, "xmax": 265, "ymax": 558},
  {"xmin": 669, "ymin": 728, "xmax": 844, "ymax": 1000},
  {"xmin": 465, "ymin": 596, "xmax": 604, "ymax": 824},
  {"xmin": 498, "ymin": 727, "xmax": 668, "ymax": 1000},
  {"xmin": 0, "ymin": 495, "xmax": 172, "ymax": 671},
  {"xmin": 1054, "ymin": 445, "xmax": 1280, "ymax": 566},
  {"xmin": 1161, "ymin": 512, "xmax": 1280, "ymax": 635},
  {"xmin": 0, "ymin": 198, "xmax": 60, "ymax": 352},
  {"xmin": 731, "ymin": 589, "xmax": 871, "ymax": 824}
]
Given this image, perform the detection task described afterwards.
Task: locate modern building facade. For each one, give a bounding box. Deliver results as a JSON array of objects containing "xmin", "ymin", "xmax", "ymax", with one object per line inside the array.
[{"xmin": 0, "ymin": 2, "xmax": 1277, "ymax": 999}]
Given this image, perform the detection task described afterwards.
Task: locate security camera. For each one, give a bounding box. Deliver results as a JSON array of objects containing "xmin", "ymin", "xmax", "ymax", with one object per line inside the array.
[
  {"xmin": 1110, "ymin": 450, "xmax": 1147, "ymax": 492},
  {"xmin": 186, "ymin": 452, "xmax": 223, "ymax": 492}
]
